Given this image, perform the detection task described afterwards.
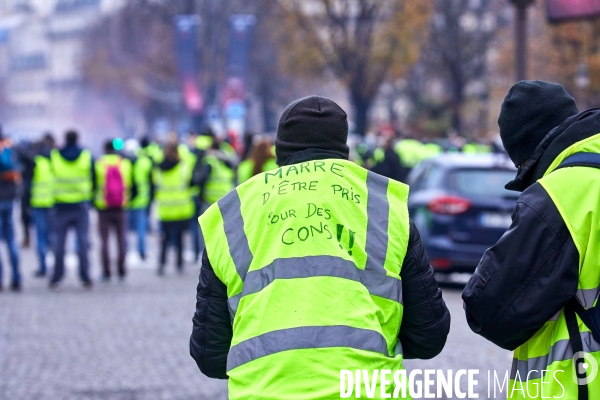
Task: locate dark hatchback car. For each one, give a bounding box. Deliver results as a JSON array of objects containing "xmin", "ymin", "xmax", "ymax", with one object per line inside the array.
[{"xmin": 407, "ymin": 154, "xmax": 518, "ymax": 274}]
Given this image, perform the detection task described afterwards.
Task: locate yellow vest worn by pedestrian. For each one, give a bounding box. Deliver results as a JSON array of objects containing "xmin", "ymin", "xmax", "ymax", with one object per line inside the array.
[
  {"xmin": 394, "ymin": 139, "xmax": 423, "ymax": 168},
  {"xmin": 420, "ymin": 143, "xmax": 443, "ymax": 161},
  {"xmin": 199, "ymin": 158, "xmax": 410, "ymax": 399},
  {"xmin": 153, "ymin": 161, "xmax": 194, "ymax": 221},
  {"xmin": 195, "ymin": 135, "xmax": 214, "ymax": 151},
  {"xmin": 130, "ymin": 154, "xmax": 153, "ymax": 209},
  {"xmin": 203, "ymin": 154, "xmax": 235, "ymax": 204},
  {"xmin": 147, "ymin": 142, "xmax": 164, "ymax": 164},
  {"xmin": 31, "ymin": 154, "xmax": 54, "ymax": 208},
  {"xmin": 94, "ymin": 154, "xmax": 132, "ymax": 210},
  {"xmin": 50, "ymin": 148, "xmax": 93, "ymax": 204},
  {"xmin": 179, "ymin": 144, "xmax": 197, "ymax": 166},
  {"xmin": 509, "ymin": 133, "xmax": 600, "ymax": 399},
  {"xmin": 462, "ymin": 143, "xmax": 492, "ymax": 154}
]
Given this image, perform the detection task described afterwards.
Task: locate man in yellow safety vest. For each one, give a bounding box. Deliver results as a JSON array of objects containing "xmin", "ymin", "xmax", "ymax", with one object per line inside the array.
[{"xmin": 190, "ymin": 96, "xmax": 451, "ymax": 399}]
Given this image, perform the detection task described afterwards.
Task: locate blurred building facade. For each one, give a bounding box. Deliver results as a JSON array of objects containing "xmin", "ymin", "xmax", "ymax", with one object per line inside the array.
[{"xmin": 0, "ymin": 0, "xmax": 125, "ymax": 139}]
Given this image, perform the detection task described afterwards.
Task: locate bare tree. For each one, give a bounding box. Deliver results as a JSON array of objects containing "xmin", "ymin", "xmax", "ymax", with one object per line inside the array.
[
  {"xmin": 273, "ymin": 0, "xmax": 431, "ymax": 135},
  {"xmin": 425, "ymin": 0, "xmax": 500, "ymax": 136},
  {"xmin": 81, "ymin": 0, "xmax": 181, "ymax": 126}
]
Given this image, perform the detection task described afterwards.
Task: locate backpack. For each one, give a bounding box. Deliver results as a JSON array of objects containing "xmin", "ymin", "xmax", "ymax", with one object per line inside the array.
[
  {"xmin": 104, "ymin": 160, "xmax": 125, "ymax": 208},
  {"xmin": 0, "ymin": 147, "xmax": 20, "ymax": 183},
  {"xmin": 0, "ymin": 148, "xmax": 13, "ymax": 172},
  {"xmin": 556, "ymin": 152, "xmax": 600, "ymax": 400}
]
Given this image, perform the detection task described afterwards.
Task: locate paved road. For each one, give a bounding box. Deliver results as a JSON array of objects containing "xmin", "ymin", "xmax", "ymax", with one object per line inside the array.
[
  {"xmin": 0, "ymin": 225, "xmax": 510, "ymax": 399},
  {"xmin": 404, "ymin": 282, "xmax": 512, "ymax": 399}
]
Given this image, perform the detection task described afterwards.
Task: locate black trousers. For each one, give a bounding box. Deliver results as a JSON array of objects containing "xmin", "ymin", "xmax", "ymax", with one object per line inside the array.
[
  {"xmin": 159, "ymin": 220, "xmax": 188, "ymax": 270},
  {"xmin": 98, "ymin": 209, "xmax": 126, "ymax": 278},
  {"xmin": 52, "ymin": 204, "xmax": 90, "ymax": 284}
]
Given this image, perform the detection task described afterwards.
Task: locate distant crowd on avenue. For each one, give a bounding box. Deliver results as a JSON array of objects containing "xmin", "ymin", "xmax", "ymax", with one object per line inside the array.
[{"xmin": 0, "ymin": 124, "xmax": 494, "ymax": 292}]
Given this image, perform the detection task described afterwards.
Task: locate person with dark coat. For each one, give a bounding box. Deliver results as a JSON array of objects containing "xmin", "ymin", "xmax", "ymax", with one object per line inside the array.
[
  {"xmin": 190, "ymin": 96, "xmax": 451, "ymax": 396},
  {"xmin": 371, "ymin": 137, "xmax": 410, "ymax": 183},
  {"xmin": 0, "ymin": 127, "xmax": 21, "ymax": 291},
  {"xmin": 14, "ymin": 140, "xmax": 35, "ymax": 248},
  {"xmin": 29, "ymin": 133, "xmax": 55, "ymax": 278},
  {"xmin": 463, "ymin": 81, "xmax": 600, "ymax": 398},
  {"xmin": 153, "ymin": 143, "xmax": 195, "ymax": 275},
  {"xmin": 49, "ymin": 130, "xmax": 95, "ymax": 290}
]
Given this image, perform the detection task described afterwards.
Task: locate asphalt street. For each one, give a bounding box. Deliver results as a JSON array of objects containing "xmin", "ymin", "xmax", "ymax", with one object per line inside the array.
[{"xmin": 0, "ymin": 219, "xmax": 511, "ymax": 400}]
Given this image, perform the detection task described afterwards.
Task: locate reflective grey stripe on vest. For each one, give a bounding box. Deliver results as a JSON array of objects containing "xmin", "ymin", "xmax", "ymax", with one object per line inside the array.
[
  {"xmin": 577, "ymin": 287, "xmax": 600, "ymax": 309},
  {"xmin": 227, "ymin": 255, "xmax": 403, "ymax": 319},
  {"xmin": 549, "ymin": 310, "xmax": 561, "ymax": 321},
  {"xmin": 542, "ymin": 287, "xmax": 598, "ymax": 321},
  {"xmin": 157, "ymin": 200, "xmax": 191, "ymax": 207},
  {"xmin": 218, "ymin": 190, "xmax": 253, "ymax": 280},
  {"xmin": 157, "ymin": 184, "xmax": 187, "ymax": 190},
  {"xmin": 55, "ymin": 177, "xmax": 88, "ymax": 183},
  {"xmin": 510, "ymin": 331, "xmax": 600, "ymax": 381},
  {"xmin": 365, "ymin": 172, "xmax": 389, "ymax": 271},
  {"xmin": 227, "ymin": 325, "xmax": 398, "ymax": 371},
  {"xmin": 54, "ymin": 189, "xmax": 88, "ymax": 194}
]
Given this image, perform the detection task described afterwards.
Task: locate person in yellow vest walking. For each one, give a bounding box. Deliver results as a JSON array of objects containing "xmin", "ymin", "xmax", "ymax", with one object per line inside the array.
[
  {"xmin": 49, "ymin": 131, "xmax": 94, "ymax": 290},
  {"xmin": 463, "ymin": 81, "xmax": 600, "ymax": 399},
  {"xmin": 190, "ymin": 137, "xmax": 236, "ymax": 259},
  {"xmin": 194, "ymin": 139, "xmax": 235, "ymax": 210},
  {"xmin": 30, "ymin": 134, "xmax": 55, "ymax": 278},
  {"xmin": 191, "ymin": 129, "xmax": 237, "ymax": 261},
  {"xmin": 153, "ymin": 143, "xmax": 194, "ymax": 275},
  {"xmin": 371, "ymin": 137, "xmax": 408, "ymax": 183},
  {"xmin": 190, "ymin": 96, "xmax": 450, "ymax": 399},
  {"xmin": 95, "ymin": 140, "xmax": 133, "ymax": 281},
  {"xmin": 130, "ymin": 137, "xmax": 154, "ymax": 260}
]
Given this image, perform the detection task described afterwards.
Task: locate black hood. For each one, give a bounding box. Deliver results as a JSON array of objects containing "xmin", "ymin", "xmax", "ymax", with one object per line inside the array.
[
  {"xmin": 59, "ymin": 145, "xmax": 84, "ymax": 162},
  {"xmin": 159, "ymin": 159, "xmax": 179, "ymax": 171},
  {"xmin": 506, "ymin": 108, "xmax": 600, "ymax": 192}
]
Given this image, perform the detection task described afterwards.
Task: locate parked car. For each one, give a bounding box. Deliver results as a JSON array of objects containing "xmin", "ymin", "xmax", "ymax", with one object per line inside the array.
[{"xmin": 407, "ymin": 154, "xmax": 518, "ymax": 274}]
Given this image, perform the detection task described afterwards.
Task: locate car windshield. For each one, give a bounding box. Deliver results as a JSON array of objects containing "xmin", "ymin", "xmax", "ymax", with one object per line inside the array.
[{"xmin": 447, "ymin": 169, "xmax": 517, "ymax": 198}]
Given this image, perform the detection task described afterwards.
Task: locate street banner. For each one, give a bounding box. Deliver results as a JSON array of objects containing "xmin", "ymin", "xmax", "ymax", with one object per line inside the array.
[
  {"xmin": 226, "ymin": 14, "xmax": 257, "ymax": 86},
  {"xmin": 547, "ymin": 0, "xmax": 600, "ymax": 23},
  {"xmin": 174, "ymin": 15, "xmax": 203, "ymax": 115},
  {"xmin": 222, "ymin": 14, "xmax": 256, "ymax": 142}
]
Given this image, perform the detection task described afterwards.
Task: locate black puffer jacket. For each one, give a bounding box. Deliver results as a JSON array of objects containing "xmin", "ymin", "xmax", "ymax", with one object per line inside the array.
[
  {"xmin": 190, "ymin": 149, "xmax": 451, "ymax": 379},
  {"xmin": 463, "ymin": 109, "xmax": 600, "ymax": 350}
]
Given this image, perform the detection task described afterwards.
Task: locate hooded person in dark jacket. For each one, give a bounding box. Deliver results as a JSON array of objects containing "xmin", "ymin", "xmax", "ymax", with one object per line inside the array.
[
  {"xmin": 371, "ymin": 137, "xmax": 411, "ymax": 183},
  {"xmin": 463, "ymin": 81, "xmax": 600, "ymax": 397},
  {"xmin": 49, "ymin": 130, "xmax": 95, "ymax": 290},
  {"xmin": 153, "ymin": 143, "xmax": 194, "ymax": 275},
  {"xmin": 14, "ymin": 140, "xmax": 35, "ymax": 248},
  {"xmin": 190, "ymin": 96, "xmax": 451, "ymax": 392}
]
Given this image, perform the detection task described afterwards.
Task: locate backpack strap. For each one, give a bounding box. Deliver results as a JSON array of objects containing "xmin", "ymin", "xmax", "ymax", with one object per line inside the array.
[
  {"xmin": 556, "ymin": 152, "xmax": 600, "ymax": 170},
  {"xmin": 565, "ymin": 299, "xmax": 589, "ymax": 400}
]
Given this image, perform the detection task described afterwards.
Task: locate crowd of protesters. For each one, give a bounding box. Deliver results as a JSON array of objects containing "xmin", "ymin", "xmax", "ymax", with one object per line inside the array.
[{"xmin": 0, "ymin": 124, "xmax": 493, "ymax": 292}]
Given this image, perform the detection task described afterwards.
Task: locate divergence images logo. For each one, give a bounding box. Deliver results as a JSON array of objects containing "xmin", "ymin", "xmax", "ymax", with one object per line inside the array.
[{"xmin": 572, "ymin": 351, "xmax": 598, "ymax": 385}]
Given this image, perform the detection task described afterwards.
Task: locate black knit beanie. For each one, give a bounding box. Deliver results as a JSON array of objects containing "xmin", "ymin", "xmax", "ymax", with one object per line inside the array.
[
  {"xmin": 275, "ymin": 96, "xmax": 349, "ymax": 165},
  {"xmin": 498, "ymin": 80, "xmax": 579, "ymax": 166}
]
